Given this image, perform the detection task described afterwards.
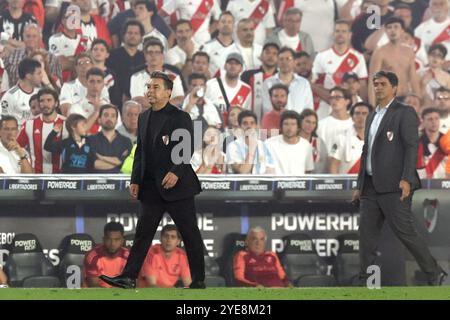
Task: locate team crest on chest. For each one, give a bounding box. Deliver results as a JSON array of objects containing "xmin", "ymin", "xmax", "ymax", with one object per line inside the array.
[{"xmin": 387, "ymin": 131, "xmax": 394, "ymax": 141}]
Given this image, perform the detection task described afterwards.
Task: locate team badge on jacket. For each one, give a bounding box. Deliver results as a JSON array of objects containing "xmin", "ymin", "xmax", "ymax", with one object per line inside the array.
[
  {"xmin": 387, "ymin": 131, "xmax": 394, "ymax": 141},
  {"xmin": 162, "ymin": 135, "xmax": 170, "ymax": 145}
]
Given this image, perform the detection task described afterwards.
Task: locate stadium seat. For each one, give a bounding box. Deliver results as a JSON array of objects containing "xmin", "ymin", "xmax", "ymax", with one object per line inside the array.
[
  {"xmin": 4, "ymin": 233, "xmax": 60, "ymax": 288},
  {"xmin": 124, "ymin": 233, "xmax": 135, "ymax": 249},
  {"xmin": 58, "ymin": 233, "xmax": 96, "ymax": 288},
  {"xmin": 280, "ymin": 233, "xmax": 335, "ymax": 287},
  {"xmin": 333, "ymin": 233, "xmax": 360, "ymax": 286},
  {"xmin": 218, "ymin": 233, "xmax": 247, "ymax": 286}
]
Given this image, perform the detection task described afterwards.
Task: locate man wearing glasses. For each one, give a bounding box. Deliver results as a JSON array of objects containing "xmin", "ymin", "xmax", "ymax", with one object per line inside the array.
[
  {"xmin": 433, "ymin": 86, "xmax": 450, "ymax": 134},
  {"xmin": 130, "ymin": 38, "xmax": 184, "ymax": 109},
  {"xmin": 0, "ymin": 115, "xmax": 32, "ymax": 174}
]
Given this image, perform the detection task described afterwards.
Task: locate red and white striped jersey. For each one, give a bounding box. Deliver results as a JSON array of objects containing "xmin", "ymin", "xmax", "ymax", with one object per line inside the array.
[
  {"xmin": 48, "ymin": 32, "xmax": 88, "ymax": 57},
  {"xmin": 205, "ymin": 77, "xmax": 252, "ymax": 112},
  {"xmin": 415, "ymin": 17, "xmax": 450, "ymax": 55},
  {"xmin": 17, "ymin": 114, "xmax": 69, "ymax": 174},
  {"xmin": 161, "ymin": 0, "xmax": 221, "ymax": 45},
  {"xmin": 417, "ymin": 134, "xmax": 448, "ymax": 179}
]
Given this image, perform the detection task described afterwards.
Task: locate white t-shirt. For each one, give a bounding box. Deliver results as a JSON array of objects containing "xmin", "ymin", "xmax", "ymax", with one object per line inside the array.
[
  {"xmin": 265, "ymin": 135, "xmax": 314, "ymax": 175},
  {"xmin": 162, "ymin": 0, "xmax": 221, "ymax": 45},
  {"xmin": 317, "ymin": 115, "xmax": 354, "ymax": 153},
  {"xmin": 0, "ymin": 142, "xmax": 21, "ymax": 174},
  {"xmin": 201, "ymin": 39, "xmax": 237, "ymax": 76},
  {"xmin": 129, "ymin": 69, "xmax": 184, "ymax": 99},
  {"xmin": 60, "ymin": 79, "xmax": 110, "ymax": 107},
  {"xmin": 166, "ymin": 41, "xmax": 201, "ymax": 67},
  {"xmin": 227, "ymin": 0, "xmax": 276, "ymax": 46},
  {"xmin": 1, "ymin": 85, "xmax": 39, "ymax": 124},
  {"xmin": 329, "ymin": 126, "xmax": 364, "ymax": 174},
  {"xmin": 278, "ymin": 29, "xmax": 301, "ymax": 51}
]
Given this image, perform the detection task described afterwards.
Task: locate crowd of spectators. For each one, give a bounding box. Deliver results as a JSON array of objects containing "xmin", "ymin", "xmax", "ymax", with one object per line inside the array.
[{"xmin": 0, "ymin": 0, "xmax": 449, "ymax": 178}]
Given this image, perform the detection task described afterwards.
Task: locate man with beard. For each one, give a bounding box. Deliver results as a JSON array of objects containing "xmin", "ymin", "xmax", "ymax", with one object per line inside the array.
[
  {"xmin": 241, "ymin": 42, "xmax": 279, "ymax": 121},
  {"xmin": 261, "ymin": 84, "xmax": 288, "ymax": 136},
  {"xmin": 17, "ymin": 88, "xmax": 68, "ymax": 173},
  {"xmin": 91, "ymin": 104, "xmax": 132, "ymax": 173}
]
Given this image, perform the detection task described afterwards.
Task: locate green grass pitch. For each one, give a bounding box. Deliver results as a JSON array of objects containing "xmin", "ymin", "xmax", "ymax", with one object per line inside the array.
[{"xmin": 0, "ymin": 287, "xmax": 449, "ymax": 300}]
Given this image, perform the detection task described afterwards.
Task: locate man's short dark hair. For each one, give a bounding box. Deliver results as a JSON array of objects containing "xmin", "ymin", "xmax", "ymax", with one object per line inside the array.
[
  {"xmin": 219, "ymin": 11, "xmax": 234, "ymax": 21},
  {"xmin": 122, "ymin": 18, "xmax": 145, "ymax": 37},
  {"xmin": 18, "ymin": 58, "xmax": 41, "ymax": 80},
  {"xmin": 373, "ymin": 71, "xmax": 399, "ymax": 87},
  {"xmin": 86, "ymin": 67, "xmax": 105, "ymax": 79},
  {"xmin": 263, "ymin": 42, "xmax": 280, "ymax": 52},
  {"xmin": 280, "ymin": 110, "xmax": 301, "ymax": 130},
  {"xmin": 143, "ymin": 37, "xmax": 164, "ymax": 53},
  {"xmin": 188, "ymin": 73, "xmax": 207, "ymax": 85},
  {"xmin": 384, "ymin": 16, "xmax": 406, "ymax": 30},
  {"xmin": 435, "ymin": 86, "xmax": 450, "ymax": 96},
  {"xmin": 37, "ymin": 87, "xmax": 59, "ymax": 105},
  {"xmin": 428, "ymin": 43, "xmax": 447, "ymax": 58},
  {"xmin": 238, "ymin": 110, "xmax": 258, "ymax": 126},
  {"xmin": 0, "ymin": 115, "xmax": 18, "ymax": 129},
  {"xmin": 350, "ymin": 102, "xmax": 373, "ymax": 116},
  {"xmin": 104, "ymin": 221, "xmax": 124, "ymax": 236},
  {"xmin": 91, "ymin": 38, "xmax": 111, "ymax": 53},
  {"xmin": 175, "ymin": 19, "xmax": 192, "ymax": 30},
  {"xmin": 421, "ymin": 107, "xmax": 441, "ymax": 119},
  {"xmin": 193, "ymin": 51, "xmax": 210, "ymax": 63},
  {"xmin": 29, "ymin": 94, "xmax": 39, "ymax": 106},
  {"xmin": 335, "ymin": 19, "xmax": 352, "ymax": 29},
  {"xmin": 65, "ymin": 113, "xmax": 86, "ymax": 136},
  {"xmin": 269, "ymin": 83, "xmax": 289, "ymax": 96},
  {"xmin": 161, "ymin": 224, "xmax": 181, "ymax": 239},
  {"xmin": 295, "ymin": 51, "xmax": 310, "ymax": 59},
  {"xmin": 133, "ymin": 0, "xmax": 156, "ymax": 12},
  {"xmin": 279, "ymin": 46, "xmax": 296, "ymax": 59},
  {"xmin": 150, "ymin": 71, "xmax": 174, "ymax": 91},
  {"xmin": 394, "ymin": 3, "xmax": 412, "ymax": 12},
  {"xmin": 99, "ymin": 104, "xmax": 119, "ymax": 118}
]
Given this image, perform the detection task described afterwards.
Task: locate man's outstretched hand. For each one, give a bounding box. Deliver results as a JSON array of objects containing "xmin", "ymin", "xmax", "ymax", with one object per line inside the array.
[{"xmin": 162, "ymin": 172, "xmax": 179, "ymax": 189}]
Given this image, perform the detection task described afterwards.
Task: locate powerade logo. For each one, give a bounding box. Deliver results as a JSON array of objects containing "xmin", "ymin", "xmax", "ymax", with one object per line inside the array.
[
  {"xmin": 288, "ymin": 239, "xmax": 313, "ymax": 252},
  {"xmin": 70, "ymin": 239, "xmax": 93, "ymax": 252},
  {"xmin": 343, "ymin": 240, "xmax": 359, "ymax": 251}
]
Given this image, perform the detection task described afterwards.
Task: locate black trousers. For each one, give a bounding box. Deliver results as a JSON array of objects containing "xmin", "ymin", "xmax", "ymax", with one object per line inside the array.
[
  {"xmin": 122, "ymin": 188, "xmax": 205, "ymax": 282},
  {"xmin": 359, "ymin": 175, "xmax": 439, "ymax": 282}
]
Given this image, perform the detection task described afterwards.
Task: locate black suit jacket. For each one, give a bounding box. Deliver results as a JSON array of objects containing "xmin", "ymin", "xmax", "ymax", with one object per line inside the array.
[
  {"xmin": 131, "ymin": 103, "xmax": 202, "ymax": 202},
  {"xmin": 356, "ymin": 99, "xmax": 421, "ymax": 194}
]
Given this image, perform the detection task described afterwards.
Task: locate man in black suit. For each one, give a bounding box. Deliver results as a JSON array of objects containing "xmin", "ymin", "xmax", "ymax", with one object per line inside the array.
[
  {"xmin": 100, "ymin": 71, "xmax": 205, "ymax": 289},
  {"xmin": 352, "ymin": 71, "xmax": 447, "ymax": 286}
]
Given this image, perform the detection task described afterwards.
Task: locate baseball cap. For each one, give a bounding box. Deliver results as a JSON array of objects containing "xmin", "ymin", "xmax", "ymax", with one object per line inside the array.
[
  {"xmin": 342, "ymin": 72, "xmax": 359, "ymax": 82},
  {"xmin": 226, "ymin": 52, "xmax": 244, "ymax": 65}
]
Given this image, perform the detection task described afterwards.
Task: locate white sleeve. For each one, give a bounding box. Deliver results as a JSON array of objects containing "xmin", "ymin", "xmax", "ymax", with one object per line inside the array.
[
  {"xmin": 261, "ymin": 79, "xmax": 272, "ymax": 115},
  {"xmin": 48, "ymin": 36, "xmax": 61, "ymax": 56},
  {"xmin": 59, "ymin": 83, "xmax": 73, "ymax": 105},
  {"xmin": 355, "ymin": 53, "xmax": 368, "ymax": 79},
  {"xmin": 170, "ymin": 76, "xmax": 185, "ymax": 98},
  {"xmin": 166, "ymin": 49, "xmax": 182, "ymax": 66},
  {"xmin": 1, "ymin": 71, "xmax": 10, "ymax": 93},
  {"xmin": 302, "ymin": 80, "xmax": 314, "ymax": 110},
  {"xmin": 161, "ymin": 0, "xmax": 177, "ymax": 15},
  {"xmin": 311, "ymin": 53, "xmax": 324, "ymax": 82},
  {"xmin": 130, "ymin": 74, "xmax": 143, "ymax": 98},
  {"xmin": 101, "ymin": 86, "xmax": 110, "ymax": 102},
  {"xmin": 226, "ymin": 141, "xmax": 243, "ymax": 165},
  {"xmin": 1, "ymin": 92, "xmax": 14, "ymax": 117},
  {"xmin": 305, "ymin": 143, "xmax": 315, "ymax": 172}
]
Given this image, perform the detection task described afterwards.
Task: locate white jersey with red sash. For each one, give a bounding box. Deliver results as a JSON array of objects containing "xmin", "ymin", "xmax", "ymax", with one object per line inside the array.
[
  {"xmin": 201, "ymin": 39, "xmax": 237, "ymax": 77},
  {"xmin": 248, "ymin": 70, "xmax": 274, "ymax": 120},
  {"xmin": 161, "ymin": 0, "xmax": 221, "ymax": 45},
  {"xmin": 205, "ymin": 76, "xmax": 252, "ymax": 126},
  {"xmin": 312, "ymin": 47, "xmax": 367, "ymax": 120},
  {"xmin": 17, "ymin": 114, "xmax": 68, "ymax": 174},
  {"xmin": 227, "ymin": 0, "xmax": 275, "ymax": 45},
  {"xmin": 417, "ymin": 133, "xmax": 447, "ymax": 179},
  {"xmin": 329, "ymin": 126, "xmax": 364, "ymax": 174},
  {"xmin": 415, "ymin": 17, "xmax": 450, "ymax": 56}
]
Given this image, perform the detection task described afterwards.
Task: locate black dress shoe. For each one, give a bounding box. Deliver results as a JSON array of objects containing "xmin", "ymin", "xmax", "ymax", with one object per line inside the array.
[
  {"xmin": 189, "ymin": 281, "xmax": 206, "ymax": 289},
  {"xmin": 99, "ymin": 274, "xmax": 136, "ymax": 289},
  {"xmin": 427, "ymin": 271, "xmax": 448, "ymax": 286}
]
